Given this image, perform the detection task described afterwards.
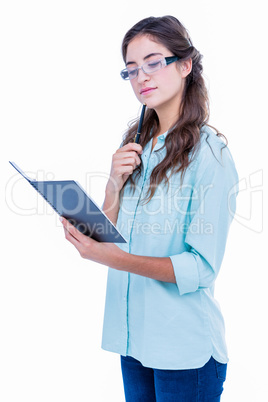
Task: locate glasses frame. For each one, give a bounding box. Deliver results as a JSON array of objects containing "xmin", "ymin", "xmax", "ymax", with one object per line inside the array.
[{"xmin": 120, "ymin": 56, "xmax": 179, "ymax": 80}]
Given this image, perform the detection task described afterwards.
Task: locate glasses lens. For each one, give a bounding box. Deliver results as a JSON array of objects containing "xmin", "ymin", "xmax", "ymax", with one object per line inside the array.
[
  {"xmin": 143, "ymin": 59, "xmax": 164, "ymax": 74},
  {"xmin": 127, "ymin": 68, "xmax": 138, "ymax": 80}
]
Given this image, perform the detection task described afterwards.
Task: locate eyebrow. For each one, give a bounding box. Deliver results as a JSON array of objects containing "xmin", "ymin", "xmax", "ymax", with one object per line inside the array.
[{"xmin": 126, "ymin": 52, "xmax": 163, "ymax": 66}]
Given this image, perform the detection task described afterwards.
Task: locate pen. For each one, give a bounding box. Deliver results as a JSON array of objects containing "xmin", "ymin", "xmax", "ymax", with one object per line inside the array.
[{"xmin": 134, "ymin": 104, "xmax": 146, "ymax": 144}]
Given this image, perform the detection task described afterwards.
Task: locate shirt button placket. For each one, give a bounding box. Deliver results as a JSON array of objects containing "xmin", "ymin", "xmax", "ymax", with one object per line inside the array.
[
  {"xmin": 121, "ymin": 276, "xmax": 128, "ymax": 353},
  {"xmin": 124, "ymin": 148, "xmax": 151, "ymax": 355}
]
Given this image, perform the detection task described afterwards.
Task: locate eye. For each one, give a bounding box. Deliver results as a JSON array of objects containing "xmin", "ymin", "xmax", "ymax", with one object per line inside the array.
[
  {"xmin": 127, "ymin": 68, "xmax": 138, "ymax": 79},
  {"xmin": 148, "ymin": 60, "xmax": 161, "ymax": 67},
  {"xmin": 147, "ymin": 60, "xmax": 162, "ymax": 69}
]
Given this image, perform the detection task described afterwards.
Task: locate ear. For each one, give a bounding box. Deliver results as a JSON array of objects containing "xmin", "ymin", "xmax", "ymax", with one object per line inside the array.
[{"xmin": 181, "ymin": 59, "xmax": 192, "ymax": 78}]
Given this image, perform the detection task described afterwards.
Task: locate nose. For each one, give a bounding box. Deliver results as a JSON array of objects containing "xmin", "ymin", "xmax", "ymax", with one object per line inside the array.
[{"xmin": 137, "ymin": 67, "xmax": 150, "ymax": 84}]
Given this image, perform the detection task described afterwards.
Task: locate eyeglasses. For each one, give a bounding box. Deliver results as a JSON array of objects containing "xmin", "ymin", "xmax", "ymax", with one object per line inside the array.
[{"xmin": 120, "ymin": 56, "xmax": 179, "ymax": 80}]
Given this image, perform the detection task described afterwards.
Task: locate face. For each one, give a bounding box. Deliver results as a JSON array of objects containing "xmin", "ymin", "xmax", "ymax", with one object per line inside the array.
[{"xmin": 125, "ymin": 35, "xmax": 190, "ymax": 115}]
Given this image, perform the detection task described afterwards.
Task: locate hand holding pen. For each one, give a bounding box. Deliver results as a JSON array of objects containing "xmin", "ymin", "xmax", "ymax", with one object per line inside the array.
[{"xmin": 106, "ymin": 104, "xmax": 146, "ymax": 195}]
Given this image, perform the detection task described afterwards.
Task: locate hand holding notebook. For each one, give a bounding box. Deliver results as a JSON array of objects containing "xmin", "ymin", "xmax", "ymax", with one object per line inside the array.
[{"xmin": 9, "ymin": 161, "xmax": 126, "ymax": 243}]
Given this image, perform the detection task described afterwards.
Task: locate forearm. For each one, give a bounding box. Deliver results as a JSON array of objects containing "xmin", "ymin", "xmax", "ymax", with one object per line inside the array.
[
  {"xmin": 61, "ymin": 217, "xmax": 176, "ymax": 283},
  {"xmin": 108, "ymin": 249, "xmax": 176, "ymax": 283},
  {"xmin": 102, "ymin": 188, "xmax": 120, "ymax": 225}
]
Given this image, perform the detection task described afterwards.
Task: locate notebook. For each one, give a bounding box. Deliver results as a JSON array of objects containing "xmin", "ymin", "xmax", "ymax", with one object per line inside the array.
[{"xmin": 9, "ymin": 161, "xmax": 126, "ymax": 243}]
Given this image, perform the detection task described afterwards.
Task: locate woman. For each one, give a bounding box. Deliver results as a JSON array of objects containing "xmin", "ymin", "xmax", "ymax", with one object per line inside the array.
[{"xmin": 61, "ymin": 16, "xmax": 238, "ymax": 401}]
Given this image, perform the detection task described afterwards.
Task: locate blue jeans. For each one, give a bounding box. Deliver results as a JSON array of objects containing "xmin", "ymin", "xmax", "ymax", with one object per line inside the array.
[{"xmin": 120, "ymin": 355, "xmax": 227, "ymax": 402}]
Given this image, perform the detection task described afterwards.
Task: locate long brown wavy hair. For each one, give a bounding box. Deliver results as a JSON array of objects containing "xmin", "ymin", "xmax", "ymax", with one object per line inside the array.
[{"xmin": 121, "ymin": 15, "xmax": 223, "ymax": 202}]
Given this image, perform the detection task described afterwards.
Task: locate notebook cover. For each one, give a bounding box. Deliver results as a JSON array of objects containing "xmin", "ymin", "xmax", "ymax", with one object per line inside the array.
[{"xmin": 9, "ymin": 162, "xmax": 126, "ymax": 243}]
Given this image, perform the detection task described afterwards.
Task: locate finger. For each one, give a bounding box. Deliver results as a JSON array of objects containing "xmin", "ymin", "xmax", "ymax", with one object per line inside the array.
[
  {"xmin": 63, "ymin": 225, "xmax": 81, "ymax": 250},
  {"xmin": 113, "ymin": 152, "xmax": 141, "ymax": 167},
  {"xmin": 118, "ymin": 143, "xmax": 143, "ymax": 154},
  {"xmin": 125, "ymin": 151, "xmax": 141, "ymax": 166},
  {"xmin": 116, "ymin": 156, "xmax": 140, "ymax": 168},
  {"xmin": 134, "ymin": 153, "xmax": 141, "ymax": 165},
  {"xmin": 113, "ymin": 162, "xmax": 139, "ymax": 178},
  {"xmin": 60, "ymin": 217, "xmax": 84, "ymax": 243},
  {"xmin": 114, "ymin": 150, "xmax": 139, "ymax": 160},
  {"xmin": 117, "ymin": 165, "xmax": 135, "ymax": 176}
]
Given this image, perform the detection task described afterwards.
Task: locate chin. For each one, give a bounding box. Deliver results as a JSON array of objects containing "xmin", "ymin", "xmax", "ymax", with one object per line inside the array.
[{"xmin": 141, "ymin": 100, "xmax": 158, "ymax": 110}]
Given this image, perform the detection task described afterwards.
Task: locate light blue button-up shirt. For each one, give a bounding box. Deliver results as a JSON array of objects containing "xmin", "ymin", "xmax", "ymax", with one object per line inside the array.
[{"xmin": 101, "ymin": 125, "xmax": 239, "ymax": 370}]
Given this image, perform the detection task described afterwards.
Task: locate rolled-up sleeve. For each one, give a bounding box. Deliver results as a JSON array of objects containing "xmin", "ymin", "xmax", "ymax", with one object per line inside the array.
[{"xmin": 170, "ymin": 145, "xmax": 239, "ymax": 295}]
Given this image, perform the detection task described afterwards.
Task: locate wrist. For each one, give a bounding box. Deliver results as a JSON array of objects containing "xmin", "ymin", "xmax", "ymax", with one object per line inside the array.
[
  {"xmin": 103, "ymin": 185, "xmax": 120, "ymax": 222},
  {"xmin": 105, "ymin": 179, "xmax": 121, "ymax": 196},
  {"xmin": 99, "ymin": 243, "xmax": 126, "ymax": 269}
]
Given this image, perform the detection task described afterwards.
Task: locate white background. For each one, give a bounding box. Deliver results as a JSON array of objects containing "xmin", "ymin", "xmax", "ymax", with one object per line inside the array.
[{"xmin": 1, "ymin": 0, "xmax": 267, "ymax": 401}]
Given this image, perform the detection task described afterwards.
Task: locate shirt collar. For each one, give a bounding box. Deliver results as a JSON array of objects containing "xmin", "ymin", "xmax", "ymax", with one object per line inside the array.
[
  {"xmin": 142, "ymin": 130, "xmax": 169, "ymax": 154},
  {"xmin": 157, "ymin": 131, "xmax": 168, "ymax": 141}
]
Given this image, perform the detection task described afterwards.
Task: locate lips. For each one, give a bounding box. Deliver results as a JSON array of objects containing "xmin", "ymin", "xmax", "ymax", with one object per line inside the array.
[{"xmin": 140, "ymin": 87, "xmax": 156, "ymax": 95}]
